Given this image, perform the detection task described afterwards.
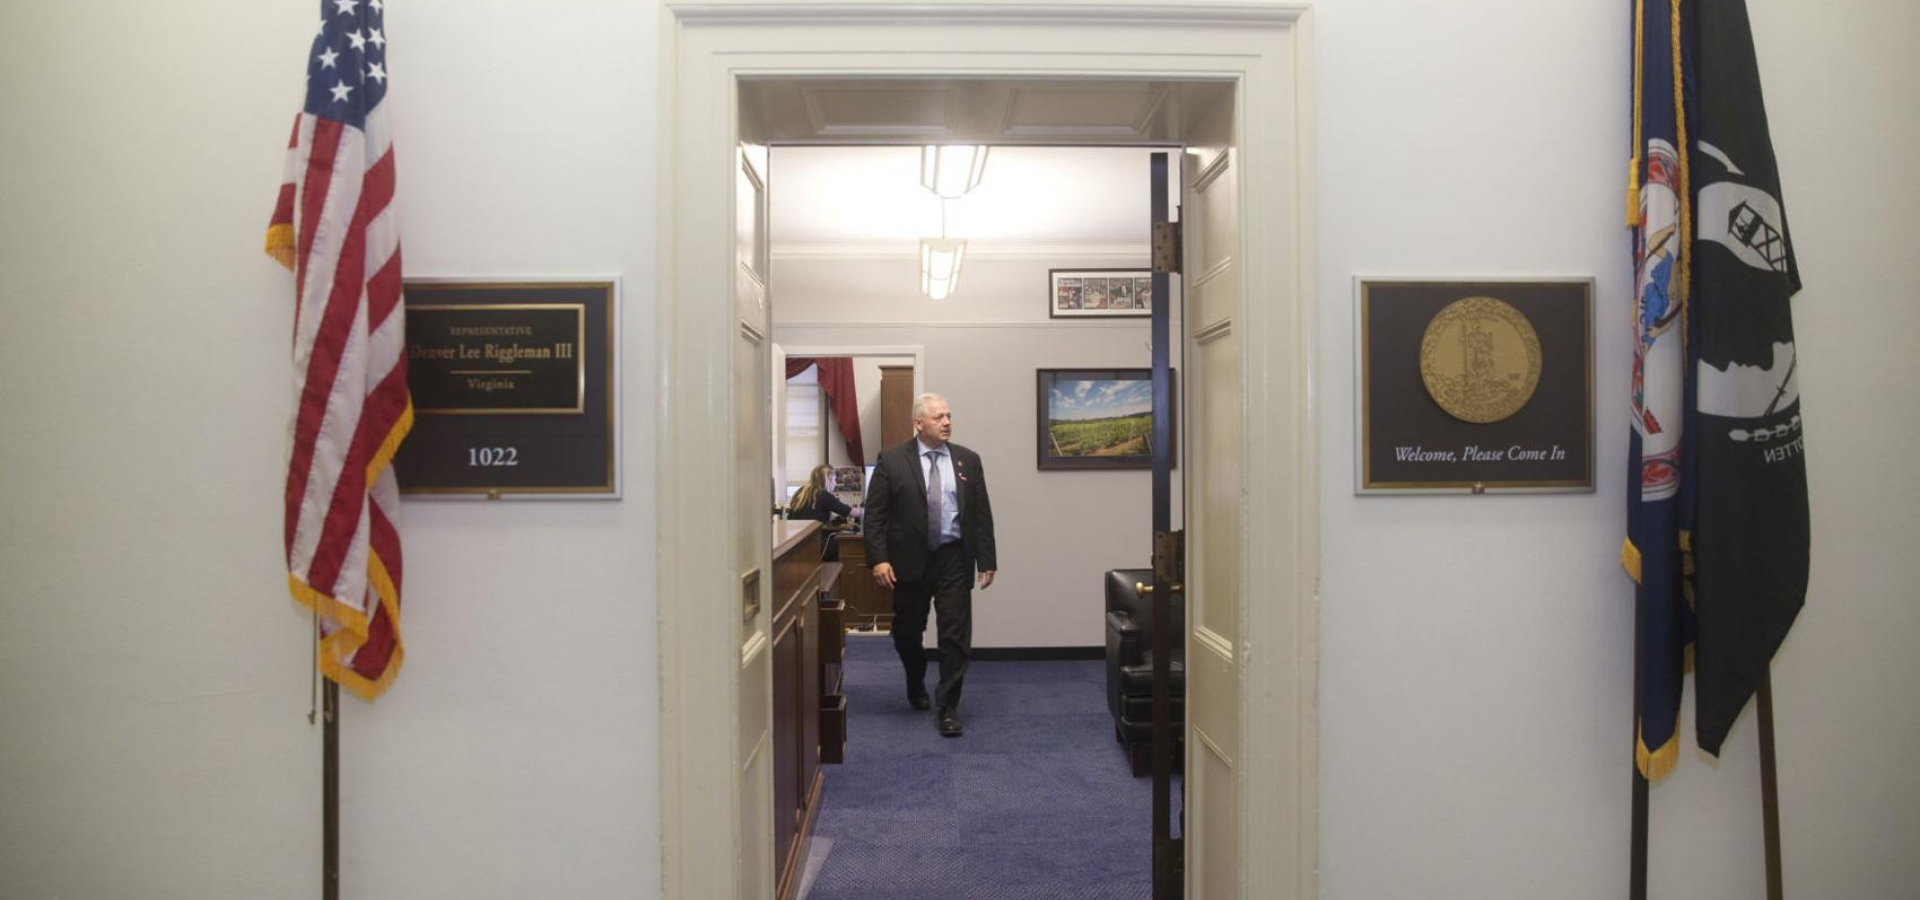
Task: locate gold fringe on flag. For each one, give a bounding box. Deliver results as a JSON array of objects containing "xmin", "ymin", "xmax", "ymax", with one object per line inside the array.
[
  {"xmin": 322, "ymin": 548, "xmax": 406, "ymax": 701},
  {"xmin": 1636, "ymin": 718, "xmax": 1682, "ymax": 781},
  {"xmin": 1621, "ymin": 538, "xmax": 1643, "ymax": 584},
  {"xmin": 1627, "ymin": 0, "xmax": 1647, "ymax": 226},
  {"xmin": 264, "ymin": 224, "xmax": 296, "ymax": 271},
  {"xmin": 1670, "ymin": 0, "xmax": 1692, "ymax": 310},
  {"xmin": 288, "ymin": 575, "xmax": 374, "ymax": 637},
  {"xmin": 367, "ymin": 400, "xmax": 415, "ymax": 486}
]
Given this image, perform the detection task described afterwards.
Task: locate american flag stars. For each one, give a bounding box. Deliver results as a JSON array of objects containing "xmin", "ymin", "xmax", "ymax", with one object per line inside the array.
[{"xmin": 303, "ymin": 0, "xmax": 386, "ymax": 124}]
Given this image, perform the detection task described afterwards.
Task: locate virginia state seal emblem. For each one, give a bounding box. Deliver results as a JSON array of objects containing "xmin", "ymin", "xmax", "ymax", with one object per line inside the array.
[{"xmin": 1419, "ymin": 296, "xmax": 1543, "ymax": 424}]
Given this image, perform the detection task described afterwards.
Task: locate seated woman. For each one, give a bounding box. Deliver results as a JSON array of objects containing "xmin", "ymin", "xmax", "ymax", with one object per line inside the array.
[{"xmin": 785, "ymin": 464, "xmax": 854, "ymax": 561}]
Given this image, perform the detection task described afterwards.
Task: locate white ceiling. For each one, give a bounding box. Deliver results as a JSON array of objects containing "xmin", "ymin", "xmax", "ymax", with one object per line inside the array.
[{"xmin": 769, "ymin": 145, "xmax": 1164, "ymax": 256}]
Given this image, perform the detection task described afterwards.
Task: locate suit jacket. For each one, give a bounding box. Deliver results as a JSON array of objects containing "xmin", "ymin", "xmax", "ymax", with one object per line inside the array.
[{"xmin": 863, "ymin": 438, "xmax": 996, "ymax": 583}]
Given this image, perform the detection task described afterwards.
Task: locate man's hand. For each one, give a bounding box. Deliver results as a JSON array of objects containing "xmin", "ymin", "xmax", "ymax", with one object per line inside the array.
[
  {"xmin": 978, "ymin": 570, "xmax": 995, "ymax": 590},
  {"xmin": 872, "ymin": 562, "xmax": 896, "ymax": 590}
]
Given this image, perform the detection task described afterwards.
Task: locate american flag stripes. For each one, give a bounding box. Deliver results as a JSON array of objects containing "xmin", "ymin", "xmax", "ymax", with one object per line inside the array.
[{"xmin": 265, "ymin": 0, "xmax": 410, "ymax": 700}]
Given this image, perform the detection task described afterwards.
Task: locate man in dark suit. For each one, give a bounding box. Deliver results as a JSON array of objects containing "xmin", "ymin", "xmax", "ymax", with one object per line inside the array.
[{"xmin": 864, "ymin": 392, "xmax": 996, "ymax": 737}]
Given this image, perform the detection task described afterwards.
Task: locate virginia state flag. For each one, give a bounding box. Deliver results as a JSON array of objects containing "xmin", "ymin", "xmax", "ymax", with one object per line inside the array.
[
  {"xmin": 1685, "ymin": 0, "xmax": 1809, "ymax": 756},
  {"xmin": 1624, "ymin": 0, "xmax": 1694, "ymax": 781}
]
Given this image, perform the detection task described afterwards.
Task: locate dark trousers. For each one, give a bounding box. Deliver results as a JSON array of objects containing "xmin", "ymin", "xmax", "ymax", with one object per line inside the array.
[{"xmin": 892, "ymin": 541, "xmax": 973, "ymax": 711}]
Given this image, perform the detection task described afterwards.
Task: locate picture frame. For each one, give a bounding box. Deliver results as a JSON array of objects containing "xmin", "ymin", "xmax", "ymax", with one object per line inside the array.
[
  {"xmin": 1048, "ymin": 268, "xmax": 1153, "ymax": 318},
  {"xmin": 1036, "ymin": 368, "xmax": 1176, "ymax": 470},
  {"xmin": 830, "ymin": 465, "xmax": 865, "ymax": 502},
  {"xmin": 1355, "ymin": 277, "xmax": 1593, "ymax": 494}
]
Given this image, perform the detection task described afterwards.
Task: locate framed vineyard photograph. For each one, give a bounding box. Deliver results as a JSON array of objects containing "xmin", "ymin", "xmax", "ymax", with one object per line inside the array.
[{"xmin": 1036, "ymin": 368, "xmax": 1176, "ymax": 470}]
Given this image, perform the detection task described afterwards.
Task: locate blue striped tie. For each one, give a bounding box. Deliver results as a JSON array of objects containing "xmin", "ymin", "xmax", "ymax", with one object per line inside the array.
[{"xmin": 925, "ymin": 451, "xmax": 943, "ymax": 549}]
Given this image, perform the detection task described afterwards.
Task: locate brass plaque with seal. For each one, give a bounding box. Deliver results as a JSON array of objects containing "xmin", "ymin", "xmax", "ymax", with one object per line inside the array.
[
  {"xmin": 1357, "ymin": 278, "xmax": 1593, "ymax": 494},
  {"xmin": 1419, "ymin": 296, "xmax": 1543, "ymax": 424}
]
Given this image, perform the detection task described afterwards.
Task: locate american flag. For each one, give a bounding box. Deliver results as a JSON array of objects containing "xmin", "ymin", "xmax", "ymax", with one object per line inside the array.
[{"xmin": 265, "ymin": 0, "xmax": 410, "ymax": 700}]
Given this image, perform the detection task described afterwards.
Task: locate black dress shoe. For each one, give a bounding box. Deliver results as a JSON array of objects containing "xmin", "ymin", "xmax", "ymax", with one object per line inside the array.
[
  {"xmin": 907, "ymin": 687, "xmax": 931, "ymax": 711},
  {"xmin": 938, "ymin": 708, "xmax": 963, "ymax": 738}
]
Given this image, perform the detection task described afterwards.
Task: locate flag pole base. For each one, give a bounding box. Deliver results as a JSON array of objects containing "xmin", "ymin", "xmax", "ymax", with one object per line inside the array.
[{"xmin": 324, "ymin": 680, "xmax": 340, "ymax": 900}]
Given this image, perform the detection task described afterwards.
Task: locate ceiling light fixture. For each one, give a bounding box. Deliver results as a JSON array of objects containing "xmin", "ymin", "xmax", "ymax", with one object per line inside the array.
[
  {"xmin": 919, "ymin": 198, "xmax": 967, "ymax": 300},
  {"xmin": 919, "ymin": 144, "xmax": 989, "ymax": 199},
  {"xmin": 920, "ymin": 238, "xmax": 967, "ymax": 300}
]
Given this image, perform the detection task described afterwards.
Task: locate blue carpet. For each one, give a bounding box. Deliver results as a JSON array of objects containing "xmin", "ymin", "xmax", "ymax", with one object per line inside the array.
[{"xmin": 807, "ymin": 635, "xmax": 1173, "ymax": 900}]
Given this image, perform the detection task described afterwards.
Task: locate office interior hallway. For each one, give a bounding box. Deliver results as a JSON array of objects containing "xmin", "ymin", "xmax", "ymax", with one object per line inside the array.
[{"xmin": 802, "ymin": 635, "xmax": 1169, "ymax": 900}]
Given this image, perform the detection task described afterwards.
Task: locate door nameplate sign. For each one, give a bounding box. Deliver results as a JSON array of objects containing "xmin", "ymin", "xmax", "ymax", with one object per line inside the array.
[{"xmin": 394, "ymin": 280, "xmax": 619, "ymax": 498}]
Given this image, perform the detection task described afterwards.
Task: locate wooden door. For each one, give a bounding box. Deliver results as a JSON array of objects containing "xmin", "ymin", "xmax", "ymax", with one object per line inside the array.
[
  {"xmin": 879, "ymin": 364, "xmax": 914, "ymax": 449},
  {"xmin": 734, "ymin": 140, "xmax": 776, "ymax": 900},
  {"xmin": 1182, "ymin": 91, "xmax": 1244, "ymax": 900}
]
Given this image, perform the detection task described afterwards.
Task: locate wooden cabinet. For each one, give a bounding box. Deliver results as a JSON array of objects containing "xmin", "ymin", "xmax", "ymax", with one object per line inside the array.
[
  {"xmin": 770, "ymin": 522, "xmax": 846, "ymax": 900},
  {"xmin": 833, "ymin": 533, "xmax": 893, "ymax": 631},
  {"xmin": 879, "ymin": 364, "xmax": 913, "ymax": 448},
  {"xmin": 818, "ymin": 598, "xmax": 846, "ymax": 764}
]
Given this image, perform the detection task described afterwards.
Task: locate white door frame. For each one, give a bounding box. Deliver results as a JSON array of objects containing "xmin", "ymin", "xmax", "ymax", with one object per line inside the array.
[{"xmin": 657, "ymin": 4, "xmax": 1320, "ymax": 898}]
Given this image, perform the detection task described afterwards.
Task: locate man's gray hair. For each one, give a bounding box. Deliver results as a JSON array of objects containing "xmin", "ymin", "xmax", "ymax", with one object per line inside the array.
[{"xmin": 911, "ymin": 392, "xmax": 947, "ymax": 421}]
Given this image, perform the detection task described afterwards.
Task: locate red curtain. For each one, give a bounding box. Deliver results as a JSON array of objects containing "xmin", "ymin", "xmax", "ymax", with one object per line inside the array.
[{"xmin": 786, "ymin": 357, "xmax": 865, "ymax": 466}]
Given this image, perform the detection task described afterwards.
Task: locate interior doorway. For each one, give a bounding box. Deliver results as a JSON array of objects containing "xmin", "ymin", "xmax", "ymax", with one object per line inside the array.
[
  {"xmin": 657, "ymin": 7, "xmax": 1320, "ymax": 900},
  {"xmin": 769, "ymin": 144, "xmax": 1182, "ymax": 899}
]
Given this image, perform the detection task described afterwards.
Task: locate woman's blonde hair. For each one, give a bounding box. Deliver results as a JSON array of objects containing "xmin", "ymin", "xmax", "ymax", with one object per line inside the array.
[{"xmin": 786, "ymin": 464, "xmax": 833, "ymax": 513}]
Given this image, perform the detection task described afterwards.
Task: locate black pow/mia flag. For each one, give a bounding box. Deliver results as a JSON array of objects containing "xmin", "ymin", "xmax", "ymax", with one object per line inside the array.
[{"xmin": 1685, "ymin": 0, "xmax": 1811, "ymax": 756}]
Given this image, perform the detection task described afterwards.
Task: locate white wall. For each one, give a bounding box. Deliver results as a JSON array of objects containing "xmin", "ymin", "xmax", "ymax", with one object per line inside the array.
[
  {"xmin": 2, "ymin": 2, "xmax": 1915, "ymax": 900},
  {"xmin": 1314, "ymin": 2, "xmax": 1920, "ymax": 899},
  {"xmin": 0, "ymin": 1, "xmax": 659, "ymax": 899},
  {"xmin": 773, "ymin": 254, "xmax": 1175, "ymax": 649}
]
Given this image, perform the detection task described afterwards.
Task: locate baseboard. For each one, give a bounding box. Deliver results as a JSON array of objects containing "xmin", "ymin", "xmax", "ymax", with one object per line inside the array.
[
  {"xmin": 971, "ymin": 646, "xmax": 1103, "ymax": 662},
  {"xmin": 839, "ymin": 633, "xmax": 1102, "ymax": 662}
]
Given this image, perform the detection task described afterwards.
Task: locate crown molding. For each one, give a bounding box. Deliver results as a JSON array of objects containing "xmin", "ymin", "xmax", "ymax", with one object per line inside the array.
[
  {"xmin": 669, "ymin": 1, "xmax": 1310, "ymax": 27},
  {"xmin": 771, "ymin": 241, "xmax": 1148, "ymax": 261}
]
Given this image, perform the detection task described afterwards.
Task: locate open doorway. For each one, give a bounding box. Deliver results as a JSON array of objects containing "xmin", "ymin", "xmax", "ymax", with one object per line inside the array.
[
  {"xmin": 777, "ymin": 348, "xmax": 919, "ymax": 632},
  {"xmin": 657, "ymin": 10, "xmax": 1319, "ymax": 900},
  {"xmin": 770, "ymin": 145, "xmax": 1182, "ymax": 899}
]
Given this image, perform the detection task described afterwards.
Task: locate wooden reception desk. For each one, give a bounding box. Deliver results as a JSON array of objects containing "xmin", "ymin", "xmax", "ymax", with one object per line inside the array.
[{"xmin": 770, "ymin": 520, "xmax": 846, "ymax": 900}]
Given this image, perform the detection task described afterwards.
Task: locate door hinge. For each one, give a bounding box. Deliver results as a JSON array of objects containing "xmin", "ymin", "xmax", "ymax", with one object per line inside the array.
[
  {"xmin": 1153, "ymin": 529, "xmax": 1185, "ymax": 586},
  {"xmin": 1151, "ymin": 221, "xmax": 1183, "ymax": 274}
]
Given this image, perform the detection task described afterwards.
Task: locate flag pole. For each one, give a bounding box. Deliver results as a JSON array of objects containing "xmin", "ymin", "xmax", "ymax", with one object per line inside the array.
[
  {"xmin": 1756, "ymin": 672, "xmax": 1784, "ymax": 900},
  {"xmin": 324, "ymin": 680, "xmax": 340, "ymax": 900},
  {"xmin": 1629, "ymin": 606, "xmax": 1649, "ymax": 900}
]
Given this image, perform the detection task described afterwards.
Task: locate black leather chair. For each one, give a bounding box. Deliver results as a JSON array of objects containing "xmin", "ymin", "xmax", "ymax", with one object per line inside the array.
[{"xmin": 1103, "ymin": 568, "xmax": 1184, "ymax": 776}]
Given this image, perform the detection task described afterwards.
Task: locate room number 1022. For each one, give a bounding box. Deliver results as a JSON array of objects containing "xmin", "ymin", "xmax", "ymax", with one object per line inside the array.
[{"xmin": 468, "ymin": 446, "xmax": 520, "ymax": 467}]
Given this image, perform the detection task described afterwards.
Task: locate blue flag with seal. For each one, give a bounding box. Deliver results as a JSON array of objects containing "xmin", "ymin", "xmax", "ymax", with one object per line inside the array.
[
  {"xmin": 1685, "ymin": 0, "xmax": 1809, "ymax": 757},
  {"xmin": 1624, "ymin": 0, "xmax": 1694, "ymax": 782}
]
